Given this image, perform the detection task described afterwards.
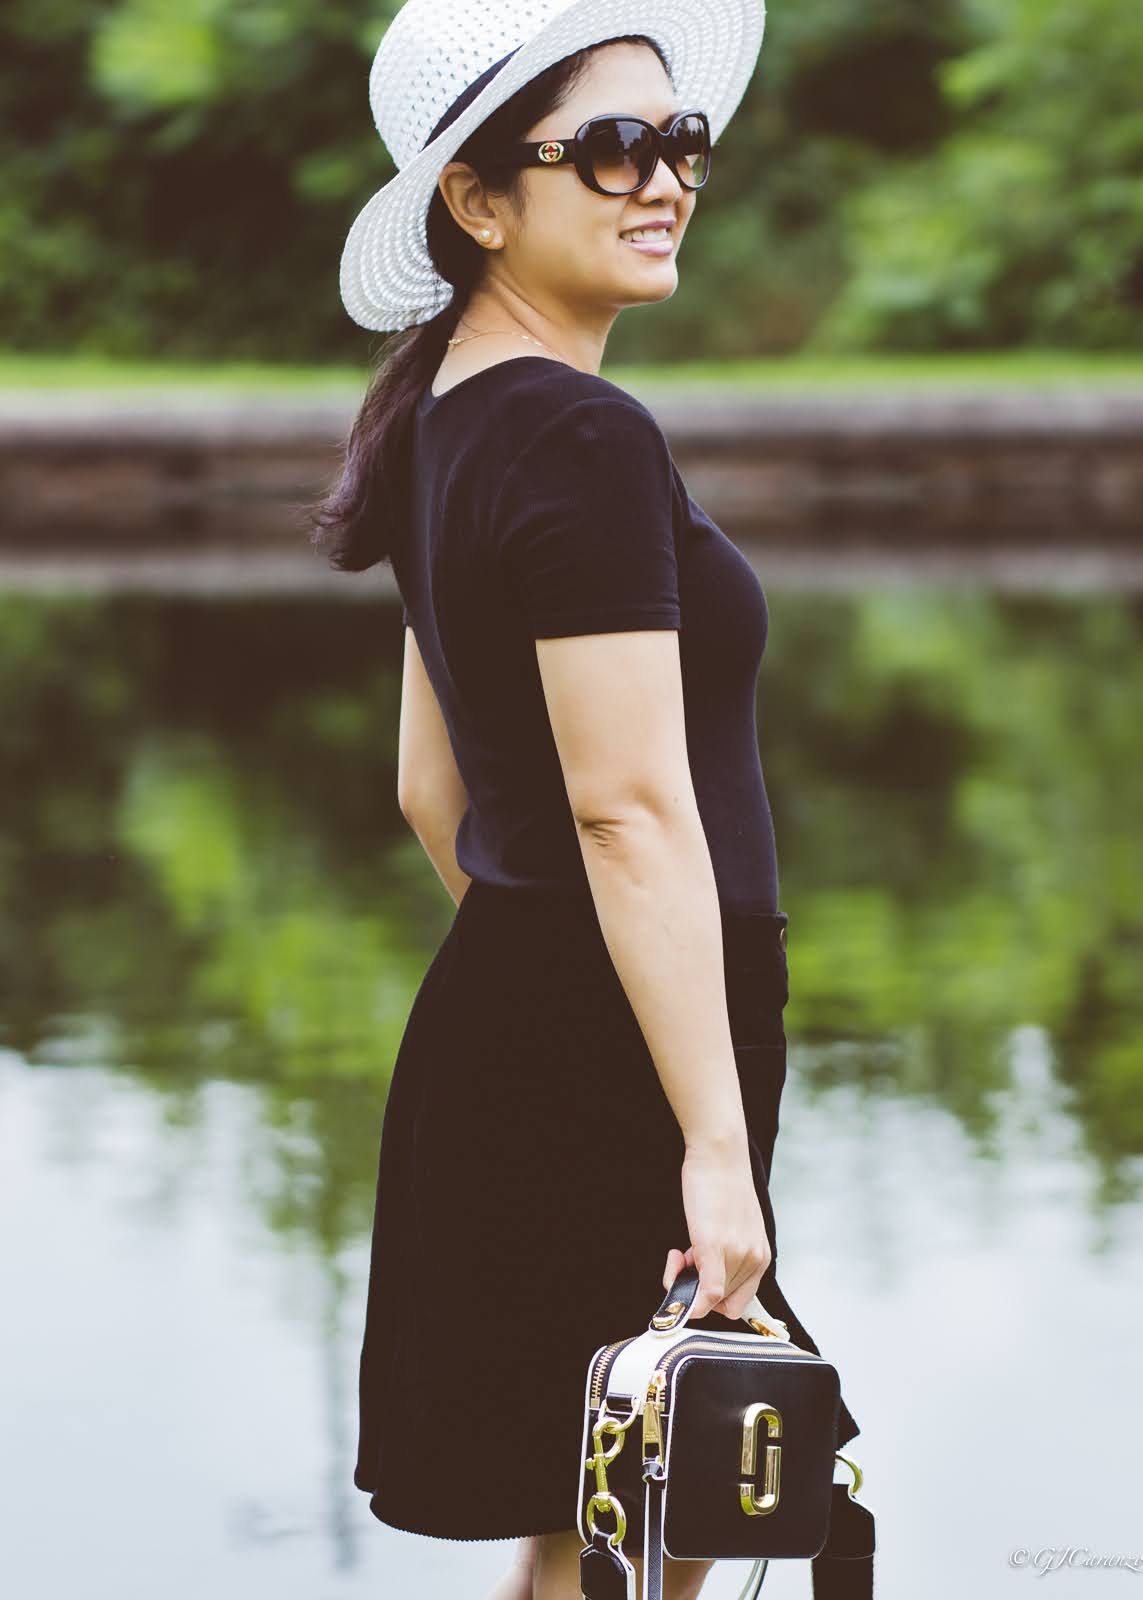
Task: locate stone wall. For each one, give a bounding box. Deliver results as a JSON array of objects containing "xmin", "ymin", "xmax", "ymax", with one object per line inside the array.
[{"xmin": 0, "ymin": 384, "xmax": 1139, "ymax": 591}]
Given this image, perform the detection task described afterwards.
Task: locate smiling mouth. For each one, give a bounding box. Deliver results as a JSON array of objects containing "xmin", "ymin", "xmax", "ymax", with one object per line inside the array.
[{"xmin": 620, "ymin": 226, "xmax": 675, "ymax": 243}]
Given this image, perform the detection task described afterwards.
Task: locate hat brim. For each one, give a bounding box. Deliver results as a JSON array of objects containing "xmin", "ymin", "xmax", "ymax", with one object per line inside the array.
[{"xmin": 340, "ymin": 0, "xmax": 767, "ymax": 332}]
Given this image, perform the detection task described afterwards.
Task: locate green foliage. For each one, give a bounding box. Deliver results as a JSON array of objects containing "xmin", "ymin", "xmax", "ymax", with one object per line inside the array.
[
  {"xmin": 0, "ymin": 0, "xmax": 394, "ymax": 360},
  {"xmin": 0, "ymin": 0, "xmax": 1138, "ymax": 356},
  {"xmin": 91, "ymin": 0, "xmax": 231, "ymax": 108},
  {"xmin": 815, "ymin": 0, "xmax": 1143, "ymax": 348}
]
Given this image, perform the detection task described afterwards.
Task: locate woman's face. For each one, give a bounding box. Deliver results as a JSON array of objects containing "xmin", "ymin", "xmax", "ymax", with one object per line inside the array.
[{"xmin": 485, "ymin": 40, "xmax": 698, "ymax": 318}]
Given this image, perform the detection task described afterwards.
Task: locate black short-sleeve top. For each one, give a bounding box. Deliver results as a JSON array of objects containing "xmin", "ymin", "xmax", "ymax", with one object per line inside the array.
[{"xmin": 393, "ymin": 356, "xmax": 779, "ymax": 913}]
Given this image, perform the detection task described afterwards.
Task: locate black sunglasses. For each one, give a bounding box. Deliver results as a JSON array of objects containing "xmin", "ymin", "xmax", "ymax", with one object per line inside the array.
[{"xmin": 491, "ymin": 109, "xmax": 712, "ymax": 197}]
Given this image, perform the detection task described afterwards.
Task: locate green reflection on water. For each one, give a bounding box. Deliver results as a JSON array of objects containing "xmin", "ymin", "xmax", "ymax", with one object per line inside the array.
[
  {"xmin": 1, "ymin": 589, "xmax": 1140, "ymax": 1232},
  {"xmin": 762, "ymin": 591, "xmax": 1143, "ymax": 1185}
]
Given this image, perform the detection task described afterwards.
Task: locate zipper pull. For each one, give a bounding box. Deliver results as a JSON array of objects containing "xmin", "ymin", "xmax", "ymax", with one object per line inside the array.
[{"xmin": 642, "ymin": 1370, "xmax": 666, "ymax": 1456}]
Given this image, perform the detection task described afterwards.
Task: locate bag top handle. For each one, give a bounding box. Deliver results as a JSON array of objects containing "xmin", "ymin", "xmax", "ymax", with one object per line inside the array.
[{"xmin": 648, "ymin": 1264, "xmax": 791, "ymax": 1342}]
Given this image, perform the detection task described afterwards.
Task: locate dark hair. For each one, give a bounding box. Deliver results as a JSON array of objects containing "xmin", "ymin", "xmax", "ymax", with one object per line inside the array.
[{"xmin": 308, "ymin": 35, "xmax": 672, "ymax": 574}]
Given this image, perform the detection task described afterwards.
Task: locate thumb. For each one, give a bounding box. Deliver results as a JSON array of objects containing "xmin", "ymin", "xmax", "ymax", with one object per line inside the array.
[
  {"xmin": 662, "ymin": 1246, "xmax": 695, "ymax": 1291},
  {"xmin": 662, "ymin": 1247, "xmax": 687, "ymax": 1291}
]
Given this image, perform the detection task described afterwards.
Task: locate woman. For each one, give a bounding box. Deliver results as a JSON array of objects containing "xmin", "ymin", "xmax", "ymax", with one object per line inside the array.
[{"xmin": 315, "ymin": 3, "xmax": 864, "ymax": 1597}]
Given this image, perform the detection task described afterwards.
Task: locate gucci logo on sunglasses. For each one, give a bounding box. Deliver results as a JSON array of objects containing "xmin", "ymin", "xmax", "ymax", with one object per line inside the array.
[{"xmin": 494, "ymin": 110, "xmax": 711, "ymax": 196}]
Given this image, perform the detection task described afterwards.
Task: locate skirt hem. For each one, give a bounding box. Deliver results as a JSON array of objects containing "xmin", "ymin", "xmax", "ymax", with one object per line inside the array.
[{"xmin": 361, "ymin": 1485, "xmax": 579, "ymax": 1543}]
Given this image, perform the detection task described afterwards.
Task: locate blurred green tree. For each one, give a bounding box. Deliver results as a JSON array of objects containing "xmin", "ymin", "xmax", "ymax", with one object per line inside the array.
[
  {"xmin": 813, "ymin": 0, "xmax": 1143, "ymax": 348},
  {"xmin": 0, "ymin": 0, "xmax": 1136, "ymax": 357}
]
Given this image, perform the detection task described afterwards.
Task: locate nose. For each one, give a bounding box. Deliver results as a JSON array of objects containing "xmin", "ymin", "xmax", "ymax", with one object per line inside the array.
[{"xmin": 642, "ymin": 152, "xmax": 685, "ymax": 200}]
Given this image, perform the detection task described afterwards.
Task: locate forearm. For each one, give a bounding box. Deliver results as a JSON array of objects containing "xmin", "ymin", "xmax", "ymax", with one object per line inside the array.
[{"xmin": 574, "ymin": 802, "xmax": 749, "ymax": 1158}]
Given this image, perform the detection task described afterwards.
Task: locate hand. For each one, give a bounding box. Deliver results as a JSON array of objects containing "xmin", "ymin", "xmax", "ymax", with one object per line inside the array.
[{"xmin": 663, "ymin": 1138, "xmax": 772, "ymax": 1322}]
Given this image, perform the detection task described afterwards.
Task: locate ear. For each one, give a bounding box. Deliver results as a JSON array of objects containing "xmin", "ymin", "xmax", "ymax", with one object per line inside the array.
[{"xmin": 437, "ymin": 161, "xmax": 498, "ymax": 241}]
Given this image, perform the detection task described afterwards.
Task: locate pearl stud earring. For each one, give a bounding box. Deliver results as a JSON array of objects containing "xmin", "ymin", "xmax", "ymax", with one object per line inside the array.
[{"xmin": 479, "ymin": 228, "xmax": 493, "ymax": 242}]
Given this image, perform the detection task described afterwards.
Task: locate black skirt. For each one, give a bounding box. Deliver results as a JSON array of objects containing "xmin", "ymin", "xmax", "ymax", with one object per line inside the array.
[{"xmin": 353, "ymin": 879, "xmax": 861, "ymax": 1541}]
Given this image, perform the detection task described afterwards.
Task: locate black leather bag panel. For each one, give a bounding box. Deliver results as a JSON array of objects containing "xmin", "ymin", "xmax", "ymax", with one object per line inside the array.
[{"xmin": 662, "ymin": 1353, "xmax": 840, "ymax": 1560}]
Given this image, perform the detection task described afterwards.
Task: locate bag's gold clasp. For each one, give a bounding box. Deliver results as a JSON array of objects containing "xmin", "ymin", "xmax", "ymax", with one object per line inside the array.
[
  {"xmin": 834, "ymin": 1451, "xmax": 864, "ymax": 1497},
  {"xmin": 583, "ymin": 1397, "xmax": 639, "ymax": 1543},
  {"xmin": 739, "ymin": 1401, "xmax": 783, "ymax": 1517},
  {"xmin": 744, "ymin": 1307, "xmax": 791, "ymax": 1341}
]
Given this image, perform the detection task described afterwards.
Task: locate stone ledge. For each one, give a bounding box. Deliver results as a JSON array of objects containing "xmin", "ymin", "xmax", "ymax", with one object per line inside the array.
[
  {"xmin": 2, "ymin": 544, "xmax": 1141, "ymax": 597},
  {"xmin": 1, "ymin": 385, "xmax": 1140, "ymax": 542}
]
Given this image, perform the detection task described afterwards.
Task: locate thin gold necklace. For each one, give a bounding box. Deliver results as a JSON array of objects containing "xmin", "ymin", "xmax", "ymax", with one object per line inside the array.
[{"xmin": 446, "ymin": 327, "xmax": 556, "ymax": 354}]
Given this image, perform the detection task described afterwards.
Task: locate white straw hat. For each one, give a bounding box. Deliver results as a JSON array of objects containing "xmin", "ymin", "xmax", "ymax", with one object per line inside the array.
[{"xmin": 339, "ymin": 0, "xmax": 768, "ymax": 332}]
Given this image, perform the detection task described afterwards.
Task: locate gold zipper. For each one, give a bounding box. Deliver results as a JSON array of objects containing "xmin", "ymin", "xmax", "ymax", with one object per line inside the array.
[
  {"xmin": 588, "ymin": 1338, "xmax": 635, "ymax": 1410},
  {"xmin": 652, "ymin": 1333, "xmax": 811, "ymax": 1390},
  {"xmin": 593, "ymin": 1330, "xmax": 810, "ymax": 1420}
]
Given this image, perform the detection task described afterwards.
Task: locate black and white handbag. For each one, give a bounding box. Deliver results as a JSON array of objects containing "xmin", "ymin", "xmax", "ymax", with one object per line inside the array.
[{"xmin": 577, "ymin": 1265, "xmax": 875, "ymax": 1599}]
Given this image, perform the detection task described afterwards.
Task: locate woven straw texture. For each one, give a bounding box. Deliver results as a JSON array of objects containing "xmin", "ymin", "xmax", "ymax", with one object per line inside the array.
[{"xmin": 340, "ymin": 0, "xmax": 767, "ymax": 332}]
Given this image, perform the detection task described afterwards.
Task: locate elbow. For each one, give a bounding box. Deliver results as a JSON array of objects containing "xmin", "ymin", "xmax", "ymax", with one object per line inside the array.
[
  {"xmin": 398, "ymin": 762, "xmax": 434, "ymax": 824},
  {"xmin": 397, "ymin": 777, "xmax": 422, "ymax": 826},
  {"xmin": 576, "ymin": 813, "xmax": 649, "ymax": 860},
  {"xmin": 569, "ymin": 783, "xmax": 688, "ymax": 849}
]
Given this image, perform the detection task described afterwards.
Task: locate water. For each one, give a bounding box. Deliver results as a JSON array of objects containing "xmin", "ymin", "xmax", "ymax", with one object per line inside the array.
[{"xmin": 2, "ymin": 589, "xmax": 1141, "ymax": 1599}]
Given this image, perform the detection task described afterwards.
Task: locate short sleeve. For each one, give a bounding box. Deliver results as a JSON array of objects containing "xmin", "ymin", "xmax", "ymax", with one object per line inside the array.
[
  {"xmin": 493, "ymin": 395, "xmax": 681, "ymax": 639},
  {"xmin": 400, "ymin": 602, "xmax": 411, "ymax": 627}
]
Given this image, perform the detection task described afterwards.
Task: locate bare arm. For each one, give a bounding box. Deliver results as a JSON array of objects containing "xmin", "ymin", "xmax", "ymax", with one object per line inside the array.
[
  {"xmin": 396, "ymin": 627, "xmax": 472, "ymax": 908},
  {"xmin": 534, "ymin": 627, "xmax": 771, "ymax": 1319}
]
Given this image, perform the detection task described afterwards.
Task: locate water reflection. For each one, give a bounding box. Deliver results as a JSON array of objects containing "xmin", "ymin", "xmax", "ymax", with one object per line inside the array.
[{"xmin": 2, "ymin": 589, "xmax": 1141, "ymax": 1598}]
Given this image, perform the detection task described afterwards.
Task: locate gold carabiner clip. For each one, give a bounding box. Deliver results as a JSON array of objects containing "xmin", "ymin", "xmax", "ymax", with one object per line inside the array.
[{"xmin": 583, "ymin": 1397, "xmax": 640, "ymax": 1543}]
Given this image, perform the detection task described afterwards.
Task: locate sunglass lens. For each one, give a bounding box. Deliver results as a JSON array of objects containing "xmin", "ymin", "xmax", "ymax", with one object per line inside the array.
[
  {"xmin": 670, "ymin": 115, "xmax": 710, "ymax": 188},
  {"xmin": 584, "ymin": 118, "xmax": 657, "ymax": 194}
]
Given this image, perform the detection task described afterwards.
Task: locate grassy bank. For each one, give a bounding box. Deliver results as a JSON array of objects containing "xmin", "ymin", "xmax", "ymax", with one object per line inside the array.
[{"xmin": 2, "ymin": 349, "xmax": 1143, "ymax": 394}]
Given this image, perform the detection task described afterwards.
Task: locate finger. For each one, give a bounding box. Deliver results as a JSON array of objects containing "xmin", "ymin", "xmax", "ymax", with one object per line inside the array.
[
  {"xmin": 716, "ymin": 1253, "xmax": 771, "ymax": 1320},
  {"xmin": 717, "ymin": 1282, "xmax": 760, "ymax": 1322},
  {"xmin": 690, "ymin": 1243, "xmax": 726, "ymax": 1321}
]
